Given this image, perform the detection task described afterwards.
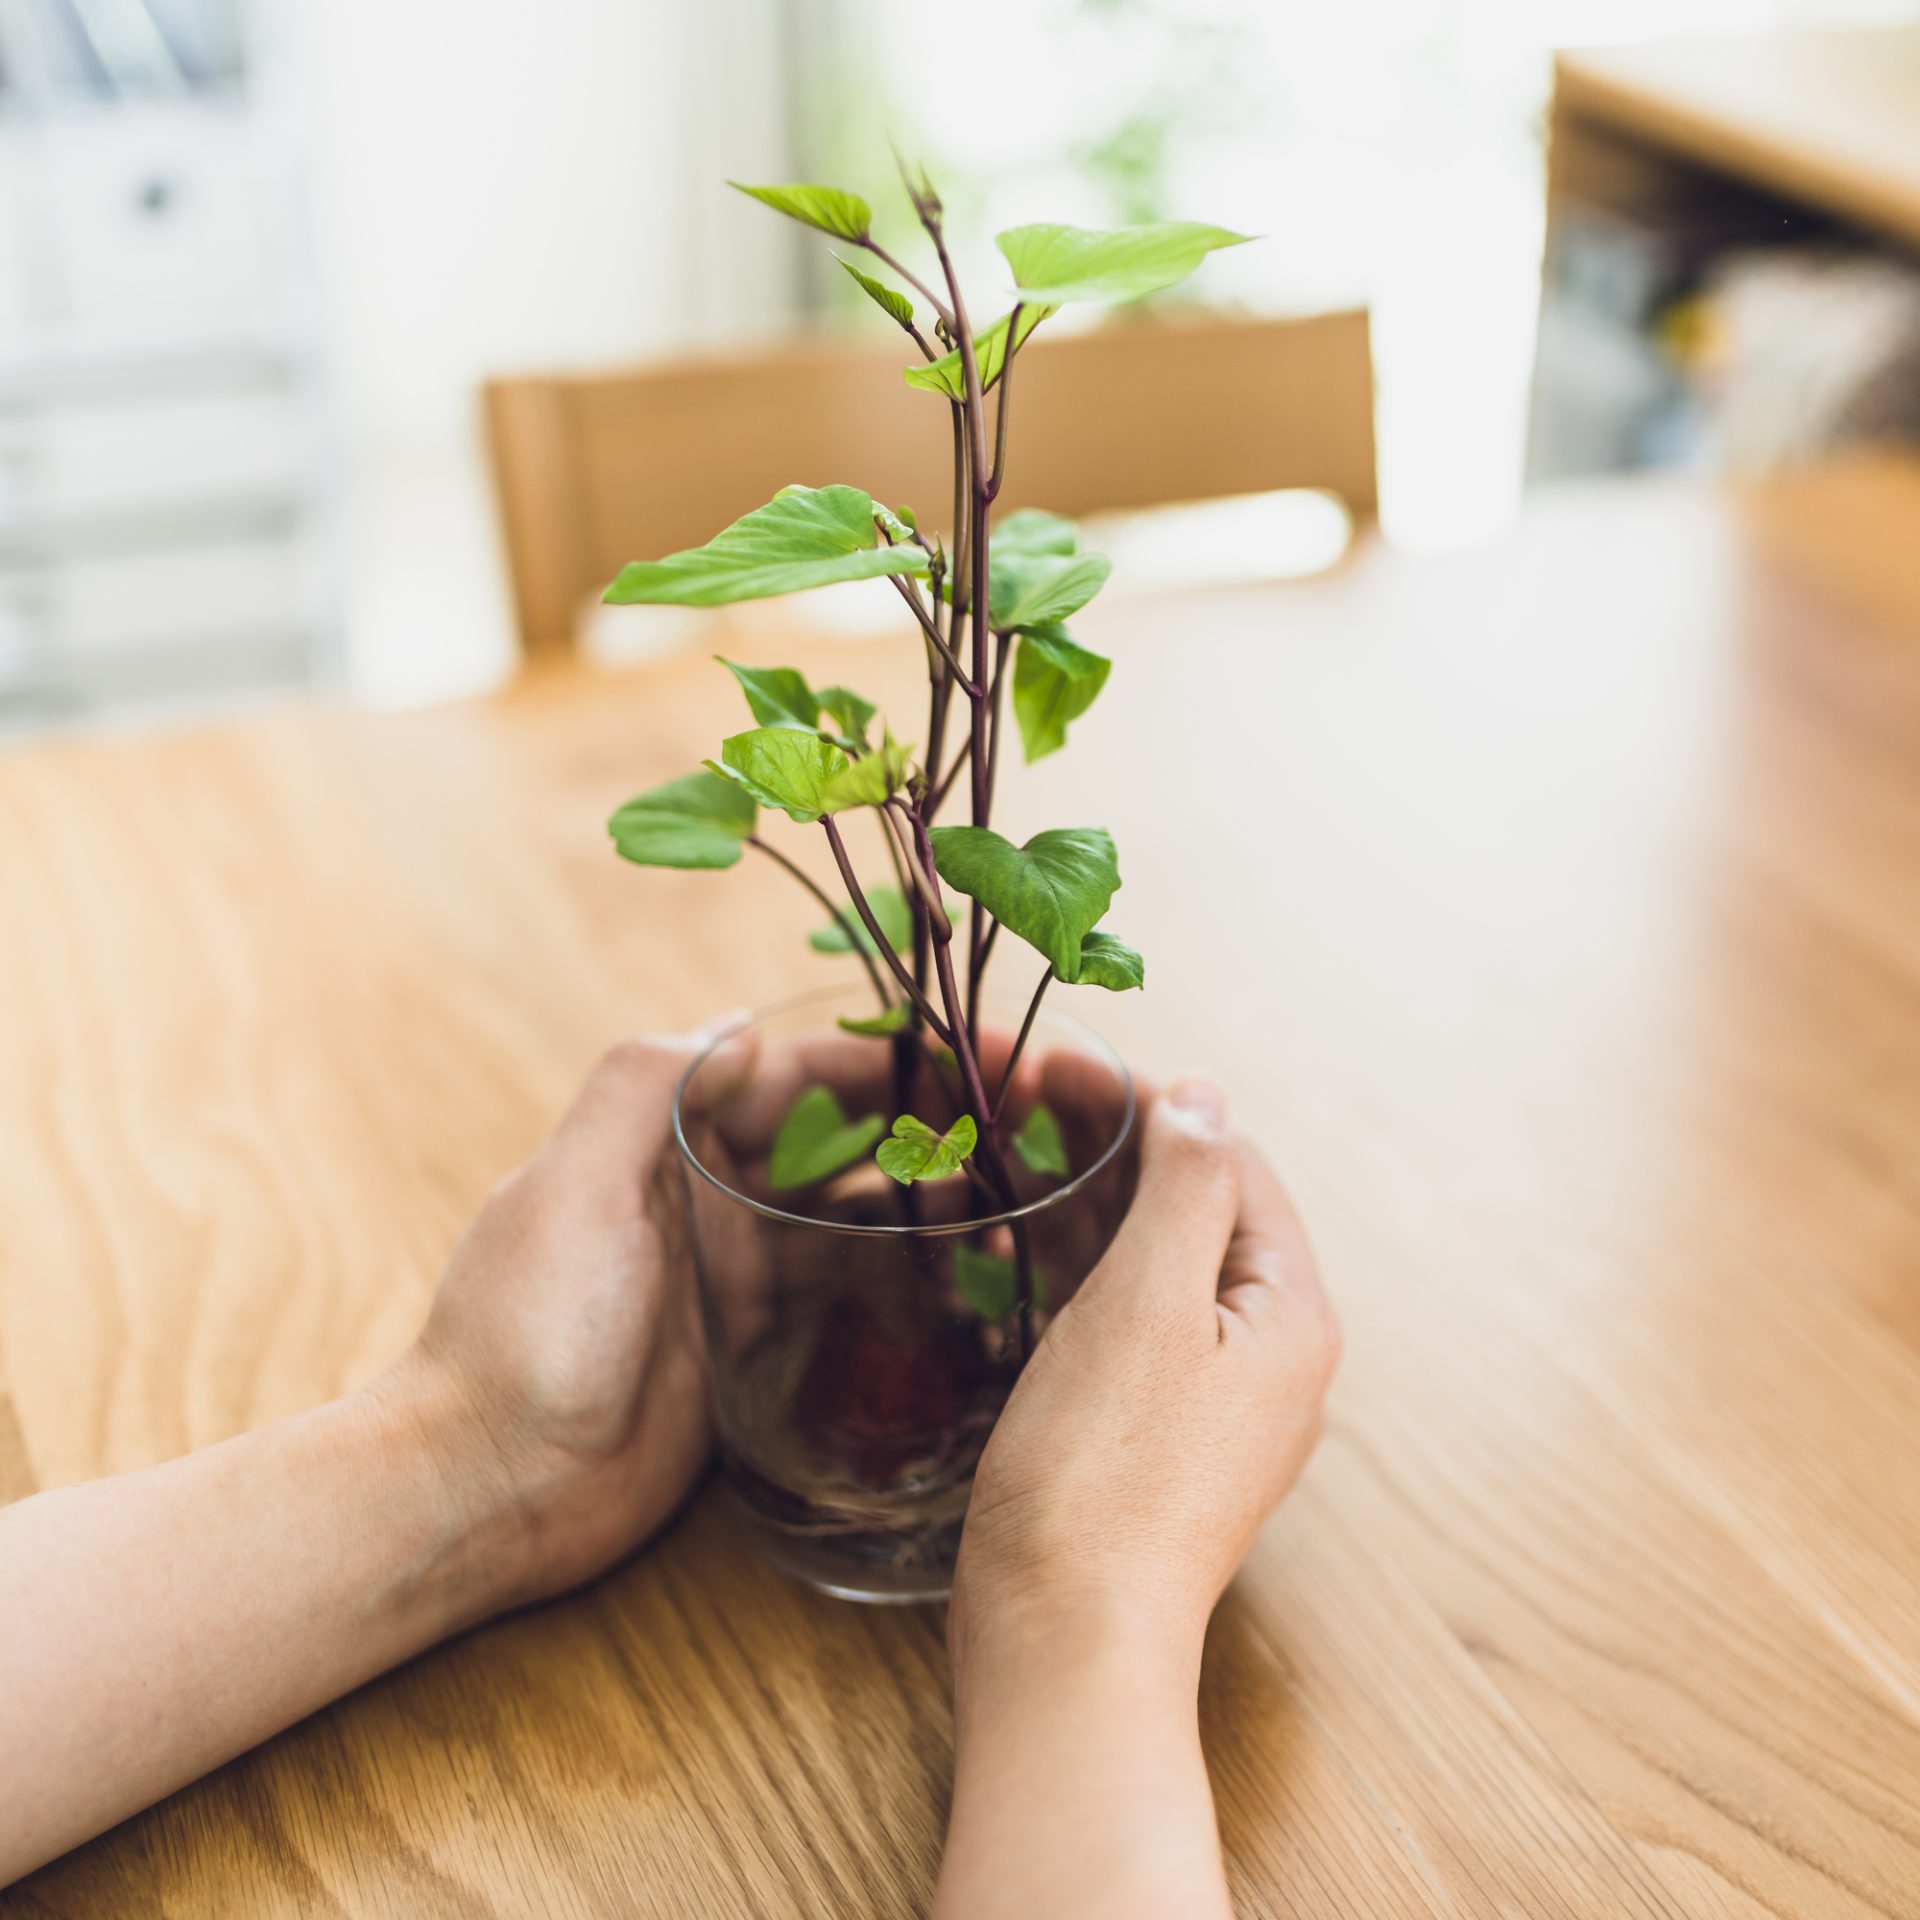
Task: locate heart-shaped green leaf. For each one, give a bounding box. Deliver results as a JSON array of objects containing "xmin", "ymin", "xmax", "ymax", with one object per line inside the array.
[
  {"xmin": 953, "ymin": 1243, "xmax": 1017, "ymax": 1320},
  {"xmin": 989, "ymin": 550, "xmax": 1112, "ymax": 632},
  {"xmin": 837, "ymin": 1004, "xmax": 911, "ymax": 1037},
  {"xmin": 607, "ymin": 769, "xmax": 756, "ymax": 871},
  {"xmin": 768, "ymin": 1085, "xmax": 887, "ymax": 1191},
  {"xmin": 605, "ymin": 485, "xmax": 927, "ymax": 608},
  {"xmin": 876, "ymin": 1111, "xmax": 978, "ymax": 1185},
  {"xmin": 994, "ymin": 509, "xmax": 1079, "ymax": 558},
  {"xmin": 809, "ymin": 883, "xmax": 915, "ymax": 956},
  {"xmin": 709, "ymin": 727, "xmax": 849, "ymax": 823},
  {"xmin": 997, "ymin": 221, "xmax": 1252, "ymax": 305},
  {"xmin": 720, "ymin": 658, "xmax": 818, "ymax": 731},
  {"xmin": 817, "ymin": 684, "xmax": 876, "ymax": 747},
  {"xmin": 1014, "ymin": 626, "xmax": 1110, "ymax": 762},
  {"xmin": 817, "ymin": 733, "xmax": 915, "ymax": 812},
  {"xmin": 1068, "ymin": 929, "xmax": 1145, "ymax": 991},
  {"xmin": 836, "ymin": 254, "xmax": 913, "ymax": 327},
  {"xmin": 1011, "ymin": 1102, "xmax": 1070, "ymax": 1176},
  {"xmin": 929, "ymin": 826, "xmax": 1120, "ymax": 979},
  {"xmin": 903, "ymin": 304, "xmax": 1056, "ymax": 398},
  {"xmin": 731, "ymin": 181, "xmax": 871, "ymax": 241}
]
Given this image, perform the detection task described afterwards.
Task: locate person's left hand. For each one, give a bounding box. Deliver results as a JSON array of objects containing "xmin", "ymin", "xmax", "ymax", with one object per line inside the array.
[{"xmin": 375, "ymin": 1019, "xmax": 754, "ymax": 1614}]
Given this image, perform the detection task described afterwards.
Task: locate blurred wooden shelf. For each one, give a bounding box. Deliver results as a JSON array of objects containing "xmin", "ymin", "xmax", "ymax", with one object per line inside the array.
[
  {"xmin": 1532, "ymin": 27, "xmax": 1920, "ymax": 482},
  {"xmin": 1551, "ymin": 26, "xmax": 1920, "ymax": 250}
]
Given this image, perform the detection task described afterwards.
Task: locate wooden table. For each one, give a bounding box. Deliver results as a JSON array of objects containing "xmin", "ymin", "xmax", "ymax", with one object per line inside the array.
[{"xmin": 5, "ymin": 457, "xmax": 1920, "ymax": 1917}]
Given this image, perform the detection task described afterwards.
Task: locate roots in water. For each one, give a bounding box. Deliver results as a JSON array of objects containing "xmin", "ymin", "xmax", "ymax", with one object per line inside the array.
[{"xmin": 719, "ymin": 1287, "xmax": 1013, "ymax": 1578}]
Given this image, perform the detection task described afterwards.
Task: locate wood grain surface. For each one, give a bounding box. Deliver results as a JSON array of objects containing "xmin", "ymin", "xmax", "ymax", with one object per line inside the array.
[{"xmin": 4, "ymin": 455, "xmax": 1920, "ymax": 1917}]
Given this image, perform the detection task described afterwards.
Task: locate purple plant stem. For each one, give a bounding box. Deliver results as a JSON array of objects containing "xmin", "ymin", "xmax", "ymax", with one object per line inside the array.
[
  {"xmin": 747, "ymin": 834, "xmax": 888, "ymax": 1008},
  {"xmin": 993, "ymin": 964, "xmax": 1054, "ymax": 1123},
  {"xmin": 821, "ymin": 816, "xmax": 953, "ymax": 1046}
]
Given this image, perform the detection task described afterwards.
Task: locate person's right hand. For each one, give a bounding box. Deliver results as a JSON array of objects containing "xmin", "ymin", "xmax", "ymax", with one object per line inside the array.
[{"xmin": 949, "ymin": 1075, "xmax": 1341, "ymax": 1667}]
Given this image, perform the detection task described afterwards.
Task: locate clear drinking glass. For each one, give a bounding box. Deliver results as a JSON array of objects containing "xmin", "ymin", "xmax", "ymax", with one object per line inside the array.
[{"xmin": 673, "ymin": 984, "xmax": 1136, "ymax": 1603}]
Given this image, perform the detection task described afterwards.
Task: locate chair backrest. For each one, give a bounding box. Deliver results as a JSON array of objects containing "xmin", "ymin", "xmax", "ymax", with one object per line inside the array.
[{"xmin": 485, "ymin": 308, "xmax": 1376, "ymax": 662}]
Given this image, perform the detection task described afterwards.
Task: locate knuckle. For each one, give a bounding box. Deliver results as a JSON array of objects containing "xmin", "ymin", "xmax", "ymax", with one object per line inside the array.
[
  {"xmin": 597, "ymin": 1036, "xmax": 662, "ymax": 1079},
  {"xmin": 1234, "ymin": 1243, "xmax": 1289, "ymax": 1290},
  {"xmin": 1310, "ymin": 1294, "xmax": 1344, "ymax": 1380},
  {"xmin": 590, "ymin": 1034, "xmax": 688, "ymax": 1104}
]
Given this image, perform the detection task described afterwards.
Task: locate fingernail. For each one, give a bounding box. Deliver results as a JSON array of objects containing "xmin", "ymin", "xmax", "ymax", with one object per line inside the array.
[{"xmin": 1168, "ymin": 1077, "xmax": 1227, "ymax": 1127}]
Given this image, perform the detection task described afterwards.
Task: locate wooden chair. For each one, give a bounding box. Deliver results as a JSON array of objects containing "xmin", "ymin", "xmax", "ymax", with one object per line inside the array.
[{"xmin": 484, "ymin": 308, "xmax": 1376, "ymax": 663}]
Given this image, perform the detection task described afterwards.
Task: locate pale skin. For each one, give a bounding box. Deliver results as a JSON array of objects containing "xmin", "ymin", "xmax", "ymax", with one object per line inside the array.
[{"xmin": 0, "ymin": 1024, "xmax": 1340, "ymax": 1908}]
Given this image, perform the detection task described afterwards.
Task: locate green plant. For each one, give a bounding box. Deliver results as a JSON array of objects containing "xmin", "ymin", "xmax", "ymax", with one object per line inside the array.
[{"xmin": 608, "ymin": 161, "xmax": 1247, "ymax": 1337}]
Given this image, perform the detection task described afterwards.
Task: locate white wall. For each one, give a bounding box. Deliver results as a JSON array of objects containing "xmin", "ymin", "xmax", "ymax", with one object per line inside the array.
[{"xmin": 274, "ymin": 0, "xmax": 797, "ymax": 702}]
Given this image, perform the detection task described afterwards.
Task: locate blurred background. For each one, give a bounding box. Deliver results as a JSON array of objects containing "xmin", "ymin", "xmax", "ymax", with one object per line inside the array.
[{"xmin": 0, "ymin": 0, "xmax": 1914, "ymax": 735}]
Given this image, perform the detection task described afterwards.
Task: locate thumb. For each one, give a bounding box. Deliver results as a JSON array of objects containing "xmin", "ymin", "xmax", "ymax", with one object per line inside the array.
[
  {"xmin": 1080, "ymin": 1078, "xmax": 1240, "ymax": 1318},
  {"xmin": 554, "ymin": 1013, "xmax": 757, "ymax": 1183}
]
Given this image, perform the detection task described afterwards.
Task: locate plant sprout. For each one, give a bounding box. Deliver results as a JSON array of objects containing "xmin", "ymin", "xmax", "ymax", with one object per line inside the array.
[{"xmin": 608, "ymin": 160, "xmax": 1248, "ymax": 1345}]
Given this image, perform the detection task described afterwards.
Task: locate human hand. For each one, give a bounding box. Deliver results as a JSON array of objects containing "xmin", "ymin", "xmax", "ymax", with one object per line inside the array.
[
  {"xmin": 373, "ymin": 1020, "xmax": 753, "ymax": 1617},
  {"xmin": 378, "ymin": 1013, "xmax": 1040, "ymax": 1627},
  {"xmin": 0, "ymin": 1020, "xmax": 766, "ymax": 1884},
  {"xmin": 950, "ymin": 1075, "xmax": 1341, "ymax": 1670}
]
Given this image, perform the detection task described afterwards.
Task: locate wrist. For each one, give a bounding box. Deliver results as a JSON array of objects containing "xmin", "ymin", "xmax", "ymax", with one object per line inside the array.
[
  {"xmin": 349, "ymin": 1351, "xmax": 540, "ymax": 1632},
  {"xmin": 941, "ymin": 1575, "xmax": 1224, "ymax": 1918},
  {"xmin": 948, "ymin": 1575, "xmax": 1207, "ymax": 1719}
]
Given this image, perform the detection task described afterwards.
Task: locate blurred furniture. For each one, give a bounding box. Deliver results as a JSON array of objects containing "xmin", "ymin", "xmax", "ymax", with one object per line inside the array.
[
  {"xmin": 0, "ymin": 6, "xmax": 333, "ymax": 730},
  {"xmin": 1530, "ymin": 25, "xmax": 1920, "ymax": 479},
  {"xmin": 485, "ymin": 308, "xmax": 1376, "ymax": 661},
  {"xmin": 9, "ymin": 451, "xmax": 1920, "ymax": 1914},
  {"xmin": 0, "ymin": 336, "xmax": 329, "ymax": 724},
  {"xmin": 1553, "ymin": 27, "xmax": 1920, "ymax": 247}
]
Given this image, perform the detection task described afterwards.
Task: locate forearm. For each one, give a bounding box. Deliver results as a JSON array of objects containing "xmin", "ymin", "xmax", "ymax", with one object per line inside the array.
[
  {"xmin": 936, "ymin": 1600, "xmax": 1230, "ymax": 1920},
  {"xmin": 0, "ymin": 1361, "xmax": 511, "ymax": 1885}
]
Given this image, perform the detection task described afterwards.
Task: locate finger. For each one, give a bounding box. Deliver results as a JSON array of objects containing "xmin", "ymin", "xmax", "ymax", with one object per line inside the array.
[
  {"xmin": 1039, "ymin": 1047, "xmax": 1151, "ymax": 1173},
  {"xmin": 555, "ymin": 1013, "xmax": 757, "ymax": 1183},
  {"xmin": 714, "ymin": 1031, "xmax": 898, "ymax": 1150},
  {"xmin": 667, "ymin": 1127, "xmax": 777, "ymax": 1368},
  {"xmin": 981, "ymin": 1045, "xmax": 1049, "ymax": 1140},
  {"xmin": 677, "ymin": 1022, "xmax": 764, "ymax": 1122},
  {"xmin": 718, "ymin": 1022, "xmax": 1030, "ymax": 1154},
  {"xmin": 1077, "ymin": 1078, "xmax": 1239, "ymax": 1318},
  {"xmin": 1040, "ymin": 1045, "xmax": 1152, "ymax": 1121},
  {"xmin": 967, "ymin": 1023, "xmax": 1026, "ymax": 1099},
  {"xmin": 1218, "ymin": 1138, "xmax": 1342, "ymax": 1391}
]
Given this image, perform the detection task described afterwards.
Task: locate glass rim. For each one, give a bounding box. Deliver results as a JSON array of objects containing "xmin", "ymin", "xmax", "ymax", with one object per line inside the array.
[{"xmin": 671, "ymin": 984, "xmax": 1137, "ymax": 1237}]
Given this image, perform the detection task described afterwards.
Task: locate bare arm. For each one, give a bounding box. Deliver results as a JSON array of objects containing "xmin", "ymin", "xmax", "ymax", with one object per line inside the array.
[
  {"xmin": 936, "ymin": 1078, "xmax": 1342, "ymax": 1919},
  {"xmin": 0, "ymin": 1027, "xmax": 741, "ymax": 1886},
  {"xmin": 0, "ymin": 1369, "xmax": 510, "ymax": 1879},
  {"xmin": 0, "ymin": 1034, "xmax": 1336, "ymax": 1902}
]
